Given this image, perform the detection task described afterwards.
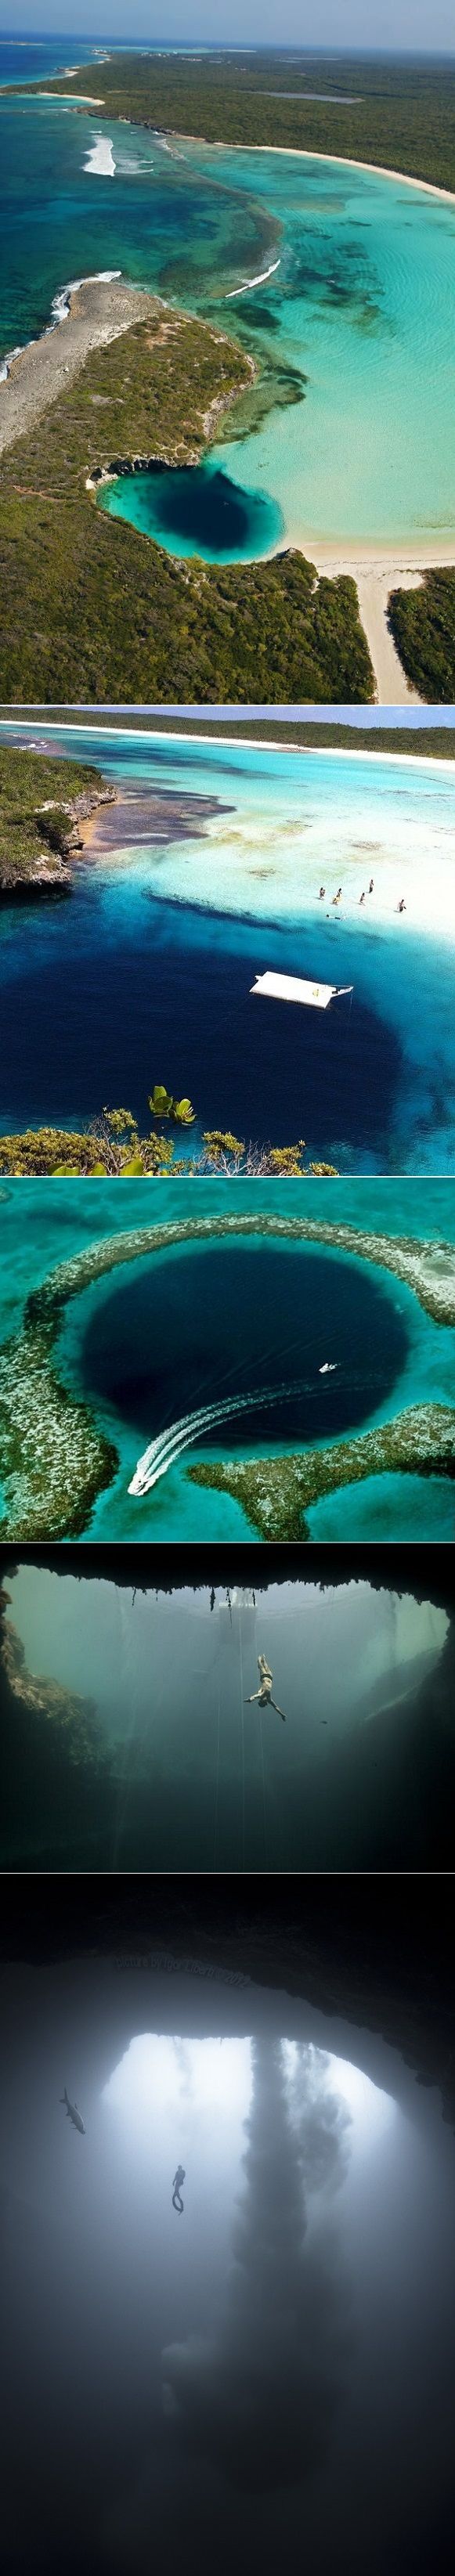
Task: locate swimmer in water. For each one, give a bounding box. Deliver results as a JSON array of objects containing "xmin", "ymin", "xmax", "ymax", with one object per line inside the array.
[
  {"xmin": 172, "ymin": 2166, "xmax": 186, "ymax": 2213},
  {"xmin": 246, "ymin": 1654, "xmax": 287, "ymax": 1723}
]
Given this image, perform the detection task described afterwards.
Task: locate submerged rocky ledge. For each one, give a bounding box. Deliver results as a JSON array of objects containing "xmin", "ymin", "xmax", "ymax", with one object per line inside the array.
[
  {"xmin": 0, "ymin": 1590, "xmax": 102, "ymax": 1766},
  {"xmin": 0, "ymin": 1211, "xmax": 453, "ymax": 1541}
]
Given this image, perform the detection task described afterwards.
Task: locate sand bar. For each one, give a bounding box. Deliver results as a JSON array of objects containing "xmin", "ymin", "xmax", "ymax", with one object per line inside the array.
[{"xmin": 0, "ymin": 276, "xmax": 161, "ymax": 457}]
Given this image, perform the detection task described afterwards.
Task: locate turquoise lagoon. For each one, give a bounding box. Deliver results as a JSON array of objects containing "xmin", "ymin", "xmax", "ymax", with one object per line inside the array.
[
  {"xmin": 0, "ymin": 1178, "xmax": 454, "ymax": 1545},
  {"xmin": 0, "ymin": 92, "xmax": 454, "ymax": 547},
  {"xmin": 2, "ymin": 724, "xmax": 455, "ymax": 1173}
]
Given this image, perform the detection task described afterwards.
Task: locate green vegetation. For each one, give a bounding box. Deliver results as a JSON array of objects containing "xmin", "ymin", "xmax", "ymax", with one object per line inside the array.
[
  {"xmin": 0, "ymin": 1207, "xmax": 452, "ymax": 1544},
  {"xmin": 0, "ymin": 317, "xmax": 373, "ymax": 705},
  {"xmin": 0, "ymin": 1099, "xmax": 339, "ymax": 1179},
  {"xmin": 188, "ymin": 1402, "xmax": 455, "ymax": 1541},
  {"xmin": 149, "ymin": 1085, "xmax": 196, "ymax": 1127},
  {"xmin": 0, "ymin": 744, "xmax": 103, "ymax": 887},
  {"xmin": 26, "ymin": 49, "xmax": 455, "ymax": 193},
  {"xmin": 388, "ymin": 573, "xmax": 455, "ymax": 705}
]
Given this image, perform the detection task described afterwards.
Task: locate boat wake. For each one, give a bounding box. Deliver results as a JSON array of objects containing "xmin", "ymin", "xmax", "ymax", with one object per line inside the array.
[{"xmin": 128, "ymin": 1373, "xmax": 307, "ymax": 1497}]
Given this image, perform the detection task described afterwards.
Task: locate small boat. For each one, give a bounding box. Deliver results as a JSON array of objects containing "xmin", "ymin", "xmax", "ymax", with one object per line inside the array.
[
  {"xmin": 251, "ymin": 972, "xmax": 353, "ymax": 1011},
  {"xmin": 319, "ymin": 1362, "xmax": 338, "ymax": 1374}
]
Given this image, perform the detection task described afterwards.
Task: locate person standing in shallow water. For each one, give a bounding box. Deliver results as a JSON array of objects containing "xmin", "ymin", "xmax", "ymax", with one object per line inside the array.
[
  {"xmin": 246, "ymin": 1654, "xmax": 287, "ymax": 1722},
  {"xmin": 172, "ymin": 2167, "xmax": 186, "ymax": 2213}
]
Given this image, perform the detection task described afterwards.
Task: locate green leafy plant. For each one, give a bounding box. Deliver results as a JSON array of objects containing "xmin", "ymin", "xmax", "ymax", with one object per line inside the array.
[
  {"xmin": 150, "ymin": 1087, "xmax": 196, "ymax": 1127},
  {"xmin": 0, "ymin": 1084, "xmax": 341, "ymax": 1178}
]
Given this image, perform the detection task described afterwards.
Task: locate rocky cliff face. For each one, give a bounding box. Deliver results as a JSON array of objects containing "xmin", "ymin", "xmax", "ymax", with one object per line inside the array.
[
  {"xmin": 0, "ymin": 781, "xmax": 116, "ymax": 897},
  {"xmin": 0, "ymin": 1590, "xmax": 103, "ymax": 1767}
]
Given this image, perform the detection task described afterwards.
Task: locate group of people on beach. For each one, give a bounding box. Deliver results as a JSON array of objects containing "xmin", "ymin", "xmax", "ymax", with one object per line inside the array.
[{"xmin": 317, "ymin": 882, "xmax": 406, "ymax": 912}]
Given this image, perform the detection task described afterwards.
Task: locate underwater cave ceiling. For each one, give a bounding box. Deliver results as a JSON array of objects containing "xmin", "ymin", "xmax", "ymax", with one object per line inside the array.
[
  {"xmin": 2, "ymin": 1546, "xmax": 455, "ymax": 1618},
  {"xmin": 0, "ymin": 1873, "xmax": 453, "ymax": 2129}
]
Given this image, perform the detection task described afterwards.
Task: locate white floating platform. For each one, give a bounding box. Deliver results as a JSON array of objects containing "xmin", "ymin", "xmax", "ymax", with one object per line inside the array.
[{"xmin": 251, "ymin": 972, "xmax": 352, "ymax": 1012}]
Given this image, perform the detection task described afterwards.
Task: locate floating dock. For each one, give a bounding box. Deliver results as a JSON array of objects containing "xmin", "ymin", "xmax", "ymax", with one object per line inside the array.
[{"xmin": 251, "ymin": 971, "xmax": 353, "ymax": 1011}]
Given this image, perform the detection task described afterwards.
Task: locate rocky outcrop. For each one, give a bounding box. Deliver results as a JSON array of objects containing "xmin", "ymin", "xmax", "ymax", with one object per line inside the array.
[
  {"xmin": 0, "ymin": 781, "xmax": 116, "ymax": 897},
  {"xmin": 0, "ymin": 1599, "xmax": 103, "ymax": 1769},
  {"xmin": 189, "ymin": 1401, "xmax": 455, "ymax": 1540}
]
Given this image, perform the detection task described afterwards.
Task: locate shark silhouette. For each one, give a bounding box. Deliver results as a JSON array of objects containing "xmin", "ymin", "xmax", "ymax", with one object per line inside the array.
[{"xmin": 60, "ymin": 2087, "xmax": 85, "ymax": 2134}]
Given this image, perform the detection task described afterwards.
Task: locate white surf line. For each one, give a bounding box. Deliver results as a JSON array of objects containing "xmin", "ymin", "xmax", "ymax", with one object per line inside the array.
[
  {"xmin": 226, "ymin": 258, "xmax": 281, "ymax": 298},
  {"xmin": 50, "ymin": 269, "xmax": 121, "ymax": 323},
  {"xmin": 0, "ymin": 344, "xmax": 21, "ymax": 384},
  {"xmin": 0, "ymin": 269, "xmax": 122, "ymax": 383},
  {"xmin": 128, "ymin": 1374, "xmax": 309, "ymax": 1496},
  {"xmin": 83, "ymin": 135, "xmax": 116, "ymax": 176}
]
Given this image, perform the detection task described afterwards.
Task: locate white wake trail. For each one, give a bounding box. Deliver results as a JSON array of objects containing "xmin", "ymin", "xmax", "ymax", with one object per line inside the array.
[{"xmin": 128, "ymin": 1374, "xmax": 309, "ymax": 1497}]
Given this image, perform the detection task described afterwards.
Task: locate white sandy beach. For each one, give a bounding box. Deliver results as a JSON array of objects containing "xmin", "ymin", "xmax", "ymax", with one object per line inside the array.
[
  {"xmin": 0, "ymin": 108, "xmax": 453, "ymax": 703},
  {"xmin": 3, "ymin": 724, "xmax": 453, "ymax": 943},
  {"xmin": 176, "ymin": 131, "xmax": 455, "ymax": 209}
]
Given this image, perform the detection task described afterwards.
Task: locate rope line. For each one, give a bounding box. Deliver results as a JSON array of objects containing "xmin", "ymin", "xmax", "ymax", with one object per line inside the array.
[
  {"xmin": 213, "ymin": 1678, "xmax": 222, "ymax": 1871},
  {"xmin": 239, "ymin": 1622, "xmax": 246, "ymax": 1873},
  {"xmin": 259, "ymin": 1694, "xmax": 269, "ymax": 1869}
]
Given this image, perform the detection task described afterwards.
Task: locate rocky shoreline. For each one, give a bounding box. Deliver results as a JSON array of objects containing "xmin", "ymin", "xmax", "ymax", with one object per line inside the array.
[
  {"xmin": 188, "ymin": 1402, "xmax": 455, "ymax": 1540},
  {"xmin": 0, "ymin": 278, "xmax": 164, "ymax": 458},
  {"xmin": 0, "ymin": 1210, "xmax": 453, "ymax": 1541},
  {"xmin": 0, "ymin": 779, "xmax": 116, "ymax": 899},
  {"xmin": 0, "ymin": 1589, "xmax": 103, "ymax": 1766}
]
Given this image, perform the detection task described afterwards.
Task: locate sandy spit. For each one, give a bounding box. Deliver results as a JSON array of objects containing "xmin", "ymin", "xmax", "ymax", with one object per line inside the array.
[{"xmin": 0, "ymin": 277, "xmax": 161, "ymax": 457}]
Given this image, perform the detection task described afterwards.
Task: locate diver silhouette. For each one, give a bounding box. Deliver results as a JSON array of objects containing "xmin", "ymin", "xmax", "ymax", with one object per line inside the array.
[
  {"xmin": 246, "ymin": 1654, "xmax": 287, "ymax": 1722},
  {"xmin": 172, "ymin": 2165, "xmax": 186, "ymax": 2213}
]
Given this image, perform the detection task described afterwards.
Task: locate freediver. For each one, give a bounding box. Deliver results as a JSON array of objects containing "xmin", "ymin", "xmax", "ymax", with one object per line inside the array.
[
  {"xmin": 172, "ymin": 2166, "xmax": 186, "ymax": 2213},
  {"xmin": 246, "ymin": 1654, "xmax": 287, "ymax": 1723}
]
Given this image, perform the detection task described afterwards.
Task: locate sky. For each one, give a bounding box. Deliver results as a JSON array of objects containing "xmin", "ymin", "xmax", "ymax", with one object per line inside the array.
[
  {"xmin": 89, "ymin": 705, "xmax": 455, "ymax": 726},
  {"xmin": 2, "ymin": 9, "xmax": 454, "ymax": 60}
]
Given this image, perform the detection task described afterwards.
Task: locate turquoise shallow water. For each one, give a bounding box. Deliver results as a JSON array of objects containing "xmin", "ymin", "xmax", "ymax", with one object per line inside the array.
[
  {"xmin": 0, "ymin": 93, "xmax": 454, "ymax": 544},
  {"xmin": 0, "ymin": 1177, "xmax": 454, "ymax": 1543},
  {"xmin": 2, "ymin": 724, "xmax": 455, "ymax": 1174}
]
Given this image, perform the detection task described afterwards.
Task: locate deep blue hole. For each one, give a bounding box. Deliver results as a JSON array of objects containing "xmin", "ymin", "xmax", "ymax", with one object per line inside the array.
[
  {"xmin": 77, "ymin": 1239, "xmax": 408, "ymax": 1450},
  {"xmin": 99, "ymin": 462, "xmax": 283, "ymax": 561}
]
